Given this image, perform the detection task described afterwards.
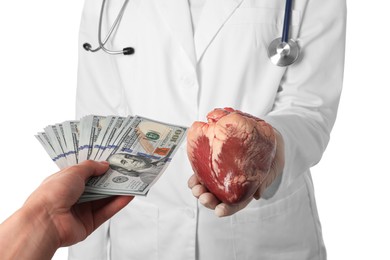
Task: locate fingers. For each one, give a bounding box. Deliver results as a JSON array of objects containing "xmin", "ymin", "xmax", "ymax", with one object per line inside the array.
[
  {"xmin": 187, "ymin": 174, "xmax": 200, "ymax": 189},
  {"xmin": 188, "ymin": 174, "xmax": 209, "ymax": 198},
  {"xmin": 188, "ymin": 173, "xmax": 254, "ymax": 217},
  {"xmin": 215, "ymin": 196, "xmax": 253, "ymax": 217},
  {"xmin": 214, "ymin": 203, "xmax": 242, "ymax": 217},
  {"xmin": 192, "ymin": 183, "xmax": 220, "ymax": 211},
  {"xmin": 188, "ymin": 173, "xmax": 220, "ymax": 210},
  {"xmin": 199, "ymin": 193, "xmax": 220, "ymax": 209},
  {"xmin": 191, "ymin": 184, "xmax": 207, "ymax": 197}
]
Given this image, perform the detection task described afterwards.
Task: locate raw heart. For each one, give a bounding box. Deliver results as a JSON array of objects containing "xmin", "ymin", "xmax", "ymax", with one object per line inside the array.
[{"xmin": 187, "ymin": 108, "xmax": 277, "ymax": 204}]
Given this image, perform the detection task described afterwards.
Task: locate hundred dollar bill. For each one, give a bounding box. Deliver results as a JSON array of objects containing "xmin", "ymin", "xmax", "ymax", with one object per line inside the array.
[
  {"xmin": 55, "ymin": 124, "xmax": 68, "ymax": 155},
  {"xmin": 62, "ymin": 121, "xmax": 80, "ymax": 165},
  {"xmin": 36, "ymin": 132, "xmax": 66, "ymax": 169},
  {"xmin": 43, "ymin": 125, "xmax": 65, "ymax": 162},
  {"xmin": 98, "ymin": 116, "xmax": 135, "ymax": 161},
  {"xmin": 89, "ymin": 116, "xmax": 117, "ymax": 161},
  {"xmin": 78, "ymin": 115, "xmax": 107, "ymax": 162},
  {"xmin": 56, "ymin": 123, "xmax": 78, "ymax": 167},
  {"xmin": 84, "ymin": 116, "xmax": 187, "ymax": 196},
  {"xmin": 77, "ymin": 193, "xmax": 111, "ymax": 203}
]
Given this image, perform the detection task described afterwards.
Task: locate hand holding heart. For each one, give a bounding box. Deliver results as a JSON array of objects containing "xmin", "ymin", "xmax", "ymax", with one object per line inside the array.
[{"xmin": 187, "ymin": 108, "xmax": 285, "ymax": 217}]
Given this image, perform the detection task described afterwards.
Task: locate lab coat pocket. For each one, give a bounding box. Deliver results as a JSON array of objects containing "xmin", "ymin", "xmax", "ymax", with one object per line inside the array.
[
  {"xmin": 227, "ymin": 7, "xmax": 300, "ymax": 26},
  {"xmin": 109, "ymin": 199, "xmax": 159, "ymax": 260},
  {"xmin": 231, "ymin": 184, "xmax": 324, "ymax": 260},
  {"xmin": 226, "ymin": 7, "xmax": 301, "ymax": 45}
]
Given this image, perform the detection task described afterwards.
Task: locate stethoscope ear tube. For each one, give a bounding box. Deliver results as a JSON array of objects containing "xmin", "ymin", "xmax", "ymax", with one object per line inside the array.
[
  {"xmin": 267, "ymin": 0, "xmax": 300, "ymax": 67},
  {"xmin": 83, "ymin": 0, "xmax": 134, "ymax": 55}
]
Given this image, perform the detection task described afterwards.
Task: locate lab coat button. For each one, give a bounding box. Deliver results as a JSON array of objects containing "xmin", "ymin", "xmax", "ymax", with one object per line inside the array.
[
  {"xmin": 181, "ymin": 76, "xmax": 195, "ymax": 87},
  {"xmin": 184, "ymin": 208, "xmax": 196, "ymax": 218}
]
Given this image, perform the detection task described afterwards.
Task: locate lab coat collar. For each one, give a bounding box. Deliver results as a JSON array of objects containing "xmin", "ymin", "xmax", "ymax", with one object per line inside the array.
[
  {"xmin": 154, "ymin": 0, "xmax": 196, "ymax": 67},
  {"xmin": 194, "ymin": 0, "xmax": 244, "ymax": 62},
  {"xmin": 154, "ymin": 0, "xmax": 243, "ymax": 66}
]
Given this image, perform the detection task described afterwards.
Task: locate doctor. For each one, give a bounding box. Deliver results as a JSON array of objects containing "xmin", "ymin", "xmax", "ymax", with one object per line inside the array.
[{"xmin": 70, "ymin": 0, "xmax": 346, "ymax": 259}]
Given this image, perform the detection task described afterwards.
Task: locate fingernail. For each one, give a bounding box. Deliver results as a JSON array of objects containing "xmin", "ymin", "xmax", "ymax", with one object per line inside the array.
[{"xmin": 215, "ymin": 205, "xmax": 226, "ymax": 218}]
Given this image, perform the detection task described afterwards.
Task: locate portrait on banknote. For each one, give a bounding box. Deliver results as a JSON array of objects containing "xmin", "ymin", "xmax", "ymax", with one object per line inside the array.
[{"xmin": 107, "ymin": 153, "xmax": 165, "ymax": 185}]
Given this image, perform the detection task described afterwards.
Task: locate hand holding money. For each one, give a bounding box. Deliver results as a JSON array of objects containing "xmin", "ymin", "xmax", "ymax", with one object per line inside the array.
[
  {"xmin": 36, "ymin": 115, "xmax": 187, "ymax": 202},
  {"xmin": 0, "ymin": 161, "xmax": 133, "ymax": 260}
]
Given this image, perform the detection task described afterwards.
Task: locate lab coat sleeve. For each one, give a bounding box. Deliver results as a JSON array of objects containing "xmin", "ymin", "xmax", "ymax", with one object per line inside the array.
[{"xmin": 263, "ymin": 0, "xmax": 347, "ymax": 186}]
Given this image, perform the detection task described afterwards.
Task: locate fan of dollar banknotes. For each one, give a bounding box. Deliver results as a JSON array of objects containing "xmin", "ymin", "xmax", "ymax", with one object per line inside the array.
[{"xmin": 36, "ymin": 115, "xmax": 187, "ymax": 203}]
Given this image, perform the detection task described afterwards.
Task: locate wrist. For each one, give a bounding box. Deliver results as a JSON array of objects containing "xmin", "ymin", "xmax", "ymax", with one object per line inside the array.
[
  {"xmin": 0, "ymin": 202, "xmax": 60, "ymax": 260},
  {"xmin": 272, "ymin": 128, "xmax": 285, "ymax": 174}
]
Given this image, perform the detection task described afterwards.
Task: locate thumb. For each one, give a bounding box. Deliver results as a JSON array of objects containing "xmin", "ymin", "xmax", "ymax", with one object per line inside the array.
[{"xmin": 65, "ymin": 160, "xmax": 110, "ymax": 182}]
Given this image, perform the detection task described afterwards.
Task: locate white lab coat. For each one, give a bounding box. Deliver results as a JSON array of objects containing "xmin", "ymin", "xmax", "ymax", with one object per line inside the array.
[{"xmin": 70, "ymin": 0, "xmax": 346, "ymax": 259}]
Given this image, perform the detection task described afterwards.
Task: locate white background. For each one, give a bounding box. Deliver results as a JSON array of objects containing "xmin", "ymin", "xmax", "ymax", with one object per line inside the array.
[{"xmin": 0, "ymin": 0, "xmax": 389, "ymax": 259}]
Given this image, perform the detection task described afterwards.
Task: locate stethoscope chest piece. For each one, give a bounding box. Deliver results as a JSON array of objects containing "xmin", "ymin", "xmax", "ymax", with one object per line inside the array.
[{"xmin": 268, "ymin": 37, "xmax": 300, "ymax": 67}]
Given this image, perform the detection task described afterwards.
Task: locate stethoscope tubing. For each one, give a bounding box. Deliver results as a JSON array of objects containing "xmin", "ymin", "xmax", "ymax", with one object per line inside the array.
[
  {"xmin": 282, "ymin": 0, "xmax": 293, "ymax": 43},
  {"xmin": 99, "ymin": 0, "xmax": 130, "ymax": 54},
  {"xmin": 85, "ymin": 0, "xmax": 130, "ymax": 54}
]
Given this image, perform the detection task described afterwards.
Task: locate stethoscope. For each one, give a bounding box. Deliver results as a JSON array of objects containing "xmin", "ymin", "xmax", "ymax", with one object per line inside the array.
[
  {"xmin": 83, "ymin": 0, "xmax": 300, "ymax": 67},
  {"xmin": 267, "ymin": 0, "xmax": 300, "ymax": 66}
]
